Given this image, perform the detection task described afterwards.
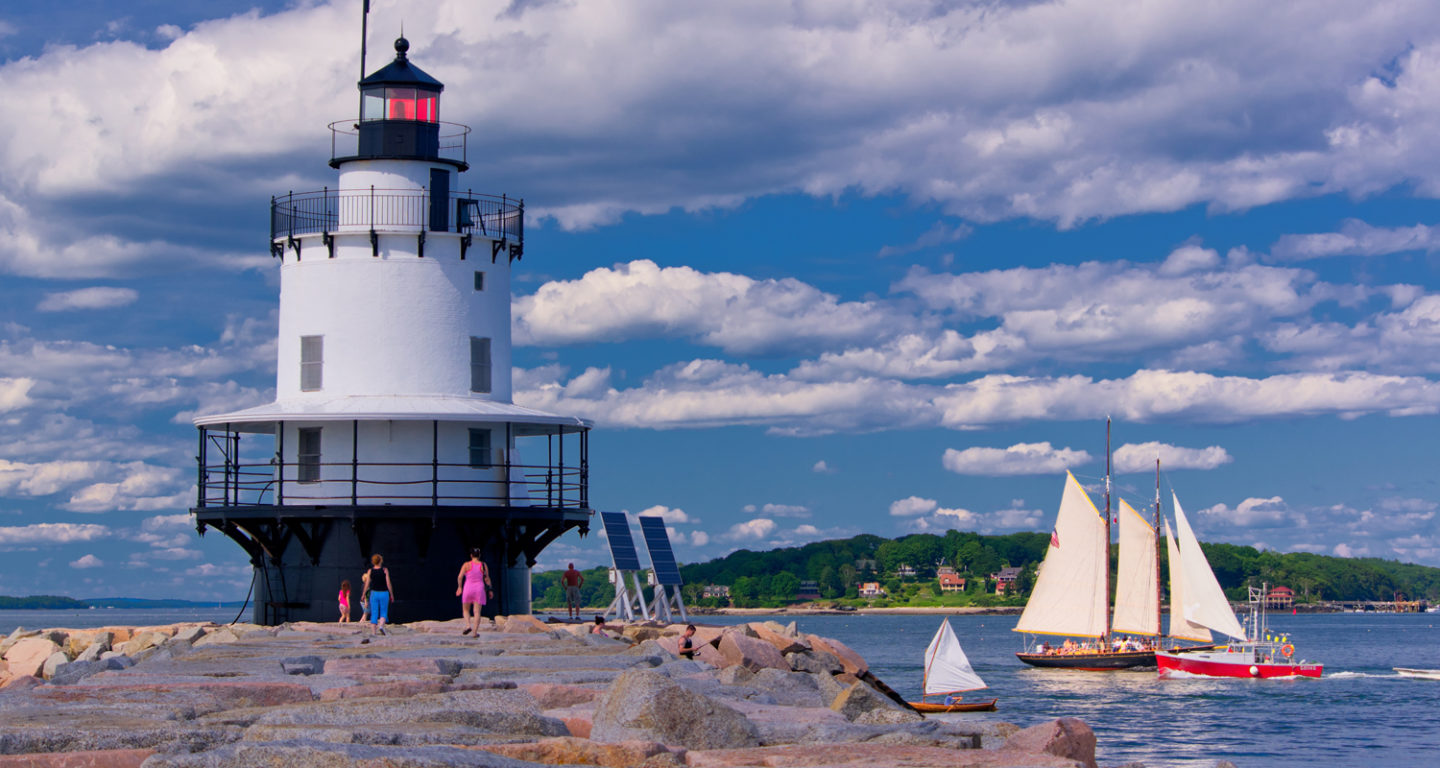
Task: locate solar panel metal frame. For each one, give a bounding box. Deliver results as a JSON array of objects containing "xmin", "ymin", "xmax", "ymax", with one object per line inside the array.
[
  {"xmin": 638, "ymin": 516, "xmax": 683, "ymax": 586},
  {"xmin": 600, "ymin": 511, "xmax": 643, "ymax": 571}
]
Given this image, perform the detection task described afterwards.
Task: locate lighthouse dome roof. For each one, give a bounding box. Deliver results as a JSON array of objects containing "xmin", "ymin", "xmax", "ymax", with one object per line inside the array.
[{"xmin": 360, "ymin": 36, "xmax": 443, "ymax": 91}]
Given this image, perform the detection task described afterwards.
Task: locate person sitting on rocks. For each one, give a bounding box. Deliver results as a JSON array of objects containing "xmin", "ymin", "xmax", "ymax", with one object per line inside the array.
[{"xmin": 678, "ymin": 624, "xmax": 697, "ymax": 659}]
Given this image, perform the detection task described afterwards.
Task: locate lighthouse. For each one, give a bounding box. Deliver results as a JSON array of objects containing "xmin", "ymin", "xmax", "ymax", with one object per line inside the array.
[{"xmin": 190, "ymin": 37, "xmax": 592, "ymax": 624}]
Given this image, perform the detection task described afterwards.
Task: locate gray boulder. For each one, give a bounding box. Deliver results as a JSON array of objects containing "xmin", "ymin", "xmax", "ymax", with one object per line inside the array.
[
  {"xmin": 590, "ymin": 668, "xmax": 760, "ymax": 750},
  {"xmin": 280, "ymin": 655, "xmax": 325, "ymax": 676},
  {"xmin": 47, "ymin": 658, "xmax": 123, "ymax": 686},
  {"xmin": 829, "ymin": 680, "xmax": 923, "ymax": 725}
]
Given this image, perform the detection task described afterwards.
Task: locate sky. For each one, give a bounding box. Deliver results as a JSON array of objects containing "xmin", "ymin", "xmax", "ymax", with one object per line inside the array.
[{"xmin": 4, "ymin": 0, "xmax": 1440, "ymax": 600}]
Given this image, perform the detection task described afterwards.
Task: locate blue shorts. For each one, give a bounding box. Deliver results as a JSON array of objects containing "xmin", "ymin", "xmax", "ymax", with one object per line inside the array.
[{"xmin": 370, "ymin": 591, "xmax": 390, "ymax": 623}]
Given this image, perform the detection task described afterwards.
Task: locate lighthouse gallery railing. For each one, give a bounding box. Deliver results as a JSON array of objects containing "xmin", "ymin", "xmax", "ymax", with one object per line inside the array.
[{"xmin": 271, "ymin": 188, "xmax": 523, "ymax": 244}]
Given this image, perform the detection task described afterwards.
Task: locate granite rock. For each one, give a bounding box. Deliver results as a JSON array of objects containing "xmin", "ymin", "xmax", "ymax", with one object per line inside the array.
[
  {"xmin": 590, "ymin": 668, "xmax": 760, "ymax": 750},
  {"xmin": 1002, "ymin": 716, "xmax": 1098, "ymax": 768}
]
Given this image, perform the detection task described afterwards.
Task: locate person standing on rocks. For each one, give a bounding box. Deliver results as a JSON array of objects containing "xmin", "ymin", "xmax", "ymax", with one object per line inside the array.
[
  {"xmin": 363, "ymin": 554, "xmax": 395, "ymax": 635},
  {"xmin": 456, "ymin": 548, "xmax": 491, "ymax": 635},
  {"xmin": 562, "ymin": 563, "xmax": 584, "ymax": 620}
]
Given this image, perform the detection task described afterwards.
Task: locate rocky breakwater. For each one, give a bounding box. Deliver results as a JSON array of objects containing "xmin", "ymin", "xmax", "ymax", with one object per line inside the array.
[{"xmin": 0, "ymin": 617, "xmax": 1103, "ymax": 767}]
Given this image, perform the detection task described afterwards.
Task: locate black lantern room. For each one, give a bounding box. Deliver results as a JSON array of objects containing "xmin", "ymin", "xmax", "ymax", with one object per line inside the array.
[{"xmin": 348, "ymin": 37, "xmax": 456, "ymax": 166}]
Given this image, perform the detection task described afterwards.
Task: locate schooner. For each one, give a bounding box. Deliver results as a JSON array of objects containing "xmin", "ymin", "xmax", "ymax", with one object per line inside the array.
[{"xmin": 1014, "ymin": 422, "xmax": 1173, "ymax": 670}]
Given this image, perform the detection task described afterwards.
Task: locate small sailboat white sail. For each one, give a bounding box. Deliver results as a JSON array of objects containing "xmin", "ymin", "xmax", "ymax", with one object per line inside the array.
[{"xmin": 911, "ymin": 619, "xmax": 997, "ymax": 712}]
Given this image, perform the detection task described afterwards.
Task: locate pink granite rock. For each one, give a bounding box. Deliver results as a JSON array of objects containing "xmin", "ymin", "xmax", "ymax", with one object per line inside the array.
[
  {"xmin": 1002, "ymin": 717, "xmax": 1097, "ymax": 768},
  {"xmin": 322, "ymin": 657, "xmax": 448, "ymax": 677},
  {"xmin": 4, "ymin": 637, "xmax": 60, "ymax": 678},
  {"xmin": 693, "ymin": 643, "xmax": 727, "ymax": 667},
  {"xmin": 477, "ymin": 736, "xmax": 682, "ymax": 767},
  {"xmin": 716, "ymin": 632, "xmax": 788, "ymax": 672},
  {"xmin": 685, "ymin": 742, "xmax": 1079, "ymax": 767},
  {"xmin": 807, "ymin": 635, "xmax": 868, "ymax": 676},
  {"xmin": 35, "ymin": 681, "xmax": 315, "ymax": 711},
  {"xmin": 0, "ymin": 748, "xmax": 156, "ymax": 767},
  {"xmin": 319, "ymin": 680, "xmax": 447, "ymax": 700},
  {"xmin": 523, "ymin": 682, "xmax": 602, "ymax": 709},
  {"xmin": 501, "ymin": 615, "xmax": 552, "ymax": 634},
  {"xmin": 748, "ymin": 623, "xmax": 809, "ymax": 655}
]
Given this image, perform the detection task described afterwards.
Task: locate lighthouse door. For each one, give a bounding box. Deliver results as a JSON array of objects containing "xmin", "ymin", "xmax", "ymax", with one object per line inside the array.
[{"xmin": 429, "ymin": 169, "xmax": 450, "ymax": 231}]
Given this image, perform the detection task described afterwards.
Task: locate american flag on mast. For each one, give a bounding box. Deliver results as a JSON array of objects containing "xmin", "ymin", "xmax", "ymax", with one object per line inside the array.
[{"xmin": 1050, "ymin": 528, "xmax": 1060, "ymax": 548}]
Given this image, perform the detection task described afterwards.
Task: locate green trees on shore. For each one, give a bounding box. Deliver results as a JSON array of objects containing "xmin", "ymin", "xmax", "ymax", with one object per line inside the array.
[{"xmin": 532, "ymin": 528, "xmax": 1440, "ymax": 610}]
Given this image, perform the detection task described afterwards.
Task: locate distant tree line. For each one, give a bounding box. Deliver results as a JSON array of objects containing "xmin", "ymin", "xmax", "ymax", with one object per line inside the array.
[
  {"xmin": 0, "ymin": 595, "xmax": 89, "ymax": 610},
  {"xmin": 532, "ymin": 529, "xmax": 1440, "ymax": 610}
]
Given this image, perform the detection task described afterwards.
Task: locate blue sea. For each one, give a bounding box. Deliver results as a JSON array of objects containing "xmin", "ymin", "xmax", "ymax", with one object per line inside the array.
[
  {"xmin": 7, "ymin": 608, "xmax": 1436, "ymax": 767},
  {"xmin": 730, "ymin": 612, "xmax": 1440, "ymax": 768}
]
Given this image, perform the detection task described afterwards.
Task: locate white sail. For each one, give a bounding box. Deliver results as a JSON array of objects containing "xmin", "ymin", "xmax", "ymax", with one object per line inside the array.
[
  {"xmin": 1014, "ymin": 472, "xmax": 1109, "ymax": 638},
  {"xmin": 923, "ymin": 619, "xmax": 986, "ymax": 695},
  {"xmin": 1112, "ymin": 498, "xmax": 1159, "ymax": 636},
  {"xmin": 1164, "ymin": 519, "xmax": 1211, "ymax": 642},
  {"xmin": 1173, "ymin": 493, "xmax": 1247, "ymax": 640}
]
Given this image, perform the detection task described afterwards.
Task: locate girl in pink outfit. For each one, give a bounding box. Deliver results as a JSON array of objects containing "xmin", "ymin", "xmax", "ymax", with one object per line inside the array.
[
  {"xmin": 338, "ymin": 580, "xmax": 352, "ymax": 622},
  {"xmin": 456, "ymin": 549, "xmax": 490, "ymax": 636}
]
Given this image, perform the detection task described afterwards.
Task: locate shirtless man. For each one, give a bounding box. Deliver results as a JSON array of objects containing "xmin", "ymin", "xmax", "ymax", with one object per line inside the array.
[{"xmin": 562, "ymin": 563, "xmax": 584, "ymax": 620}]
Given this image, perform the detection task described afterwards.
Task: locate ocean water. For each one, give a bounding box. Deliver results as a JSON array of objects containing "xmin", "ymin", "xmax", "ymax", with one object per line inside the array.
[
  {"xmin": 0, "ymin": 607, "xmax": 241, "ymax": 636},
  {"xmin": 6, "ymin": 608, "xmax": 1436, "ymax": 766},
  {"xmin": 750, "ymin": 612, "xmax": 1440, "ymax": 768}
]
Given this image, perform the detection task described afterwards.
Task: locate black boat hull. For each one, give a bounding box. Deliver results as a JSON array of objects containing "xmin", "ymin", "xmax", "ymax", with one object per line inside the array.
[{"xmin": 1016, "ymin": 650, "xmax": 1156, "ymax": 670}]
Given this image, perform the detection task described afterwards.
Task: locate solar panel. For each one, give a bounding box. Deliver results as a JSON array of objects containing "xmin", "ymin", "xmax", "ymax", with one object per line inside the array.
[
  {"xmin": 638, "ymin": 515, "xmax": 683, "ymax": 586},
  {"xmin": 600, "ymin": 511, "xmax": 643, "ymax": 571}
]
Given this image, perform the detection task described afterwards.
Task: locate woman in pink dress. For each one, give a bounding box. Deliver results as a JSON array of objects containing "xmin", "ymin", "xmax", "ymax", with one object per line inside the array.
[{"xmin": 456, "ymin": 548, "xmax": 490, "ymax": 636}]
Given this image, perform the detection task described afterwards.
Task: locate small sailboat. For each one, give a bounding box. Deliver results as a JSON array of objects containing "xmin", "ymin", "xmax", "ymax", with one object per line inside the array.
[
  {"xmin": 910, "ymin": 619, "xmax": 997, "ymax": 712},
  {"xmin": 1155, "ymin": 494, "xmax": 1322, "ymax": 679}
]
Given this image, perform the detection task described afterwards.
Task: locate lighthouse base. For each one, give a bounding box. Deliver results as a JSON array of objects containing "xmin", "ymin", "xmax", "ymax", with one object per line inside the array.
[{"xmin": 193, "ymin": 504, "xmax": 590, "ymax": 625}]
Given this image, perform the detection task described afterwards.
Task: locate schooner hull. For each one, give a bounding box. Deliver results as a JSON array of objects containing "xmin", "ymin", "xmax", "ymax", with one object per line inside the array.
[{"xmin": 1016, "ymin": 649, "xmax": 1155, "ymax": 670}]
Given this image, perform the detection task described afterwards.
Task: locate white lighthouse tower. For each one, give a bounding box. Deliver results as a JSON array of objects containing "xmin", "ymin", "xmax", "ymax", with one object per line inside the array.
[{"xmin": 191, "ymin": 37, "xmax": 593, "ymax": 624}]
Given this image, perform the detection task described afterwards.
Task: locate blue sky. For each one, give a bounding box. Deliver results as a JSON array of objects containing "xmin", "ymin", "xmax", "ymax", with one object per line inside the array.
[{"xmin": 4, "ymin": 1, "xmax": 1440, "ymax": 600}]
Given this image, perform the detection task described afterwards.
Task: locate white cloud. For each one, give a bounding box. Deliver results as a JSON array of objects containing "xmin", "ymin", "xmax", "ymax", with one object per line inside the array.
[
  {"xmin": 637, "ymin": 505, "xmax": 694, "ymax": 524},
  {"xmin": 1113, "ymin": 442, "xmax": 1232, "ymax": 473},
  {"xmin": 70, "ymin": 554, "xmax": 103, "ymax": 569},
  {"xmin": 889, "ymin": 497, "xmax": 938, "ymax": 517},
  {"xmin": 514, "ymin": 260, "xmax": 910, "ymax": 355},
  {"xmin": 724, "ymin": 518, "xmax": 777, "ymax": 541},
  {"xmin": 37, "ymin": 287, "xmax": 139, "ymax": 312},
  {"xmin": 0, "ymin": 523, "xmax": 109, "ymax": 545},
  {"xmin": 520, "ymin": 360, "xmax": 1440, "ymax": 436},
  {"xmin": 1198, "ymin": 496, "xmax": 1292, "ymax": 528},
  {"xmin": 0, "ymin": 378, "xmax": 33, "ymax": 412},
  {"xmin": 689, "ymin": 530, "xmax": 710, "ymax": 547},
  {"xmin": 812, "ymin": 460, "xmax": 836, "ymax": 474},
  {"xmin": 942, "ymin": 442, "xmax": 1090, "ymax": 476},
  {"xmin": 758, "ymin": 503, "xmax": 810, "ymax": 519},
  {"xmin": 1270, "ymin": 220, "xmax": 1440, "ymax": 261}
]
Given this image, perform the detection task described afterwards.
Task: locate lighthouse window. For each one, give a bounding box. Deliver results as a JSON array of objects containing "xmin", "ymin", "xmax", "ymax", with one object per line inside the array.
[
  {"xmin": 300, "ymin": 335, "xmax": 324, "ymax": 391},
  {"xmin": 470, "ymin": 336, "xmax": 491, "ymax": 393},
  {"xmin": 297, "ymin": 428, "xmax": 322, "ymax": 483},
  {"xmin": 468, "ymin": 429, "xmax": 492, "ymax": 468},
  {"xmin": 473, "ymin": 271, "xmax": 485, "ymax": 291}
]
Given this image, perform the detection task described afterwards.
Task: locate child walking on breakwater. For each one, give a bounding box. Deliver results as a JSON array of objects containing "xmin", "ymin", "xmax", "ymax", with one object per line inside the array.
[{"xmin": 338, "ymin": 580, "xmax": 352, "ymax": 622}]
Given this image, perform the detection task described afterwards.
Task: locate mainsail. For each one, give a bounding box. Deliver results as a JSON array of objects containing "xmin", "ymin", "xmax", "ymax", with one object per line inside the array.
[
  {"xmin": 1173, "ymin": 493, "xmax": 1247, "ymax": 640},
  {"xmin": 1112, "ymin": 498, "xmax": 1159, "ymax": 636},
  {"xmin": 923, "ymin": 619, "xmax": 986, "ymax": 695},
  {"xmin": 1014, "ymin": 472, "xmax": 1108, "ymax": 638},
  {"xmin": 1164, "ymin": 519, "xmax": 1211, "ymax": 642}
]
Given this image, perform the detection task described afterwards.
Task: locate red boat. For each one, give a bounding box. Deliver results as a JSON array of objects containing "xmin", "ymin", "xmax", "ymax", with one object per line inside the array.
[
  {"xmin": 1156, "ymin": 580, "xmax": 1323, "ymax": 680},
  {"xmin": 1157, "ymin": 644, "xmax": 1322, "ymax": 679}
]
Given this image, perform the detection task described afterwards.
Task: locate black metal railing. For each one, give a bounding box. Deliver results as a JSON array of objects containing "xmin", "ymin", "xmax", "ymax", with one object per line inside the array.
[
  {"xmin": 198, "ymin": 459, "xmax": 587, "ymax": 510},
  {"xmin": 329, "ymin": 119, "xmax": 471, "ymax": 166},
  {"xmin": 270, "ymin": 187, "xmax": 523, "ymax": 244}
]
